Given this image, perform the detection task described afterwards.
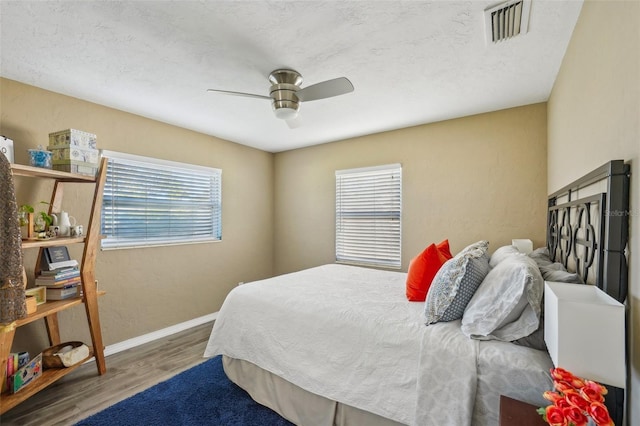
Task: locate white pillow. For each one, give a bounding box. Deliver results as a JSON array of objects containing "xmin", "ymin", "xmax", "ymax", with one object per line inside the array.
[
  {"xmin": 489, "ymin": 245, "xmax": 522, "ymax": 268},
  {"xmin": 529, "ymin": 246, "xmax": 553, "ymax": 267},
  {"xmin": 461, "ymin": 254, "xmax": 543, "ymax": 341}
]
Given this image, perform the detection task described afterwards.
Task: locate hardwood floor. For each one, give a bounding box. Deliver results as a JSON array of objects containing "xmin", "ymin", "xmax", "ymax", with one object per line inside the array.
[{"xmin": 1, "ymin": 321, "xmax": 214, "ymax": 426}]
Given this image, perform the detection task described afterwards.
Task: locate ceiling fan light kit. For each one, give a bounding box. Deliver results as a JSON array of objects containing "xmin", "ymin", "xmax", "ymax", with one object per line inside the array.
[
  {"xmin": 273, "ymin": 105, "xmax": 299, "ymax": 120},
  {"xmin": 207, "ymin": 69, "xmax": 354, "ymax": 123},
  {"xmin": 269, "ymin": 71, "xmax": 301, "ymax": 119}
]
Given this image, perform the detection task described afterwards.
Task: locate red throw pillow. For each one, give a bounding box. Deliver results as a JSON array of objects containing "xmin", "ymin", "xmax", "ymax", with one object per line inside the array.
[
  {"xmin": 406, "ymin": 240, "xmax": 453, "ymax": 301},
  {"xmin": 436, "ymin": 239, "xmax": 452, "ymax": 259}
]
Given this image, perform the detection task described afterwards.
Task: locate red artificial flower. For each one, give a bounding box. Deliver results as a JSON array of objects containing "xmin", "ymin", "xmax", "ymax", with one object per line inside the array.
[
  {"xmin": 555, "ymin": 398, "xmax": 571, "ymax": 410},
  {"xmin": 543, "ymin": 391, "xmax": 564, "ymax": 404},
  {"xmin": 569, "ymin": 376, "xmax": 586, "ymax": 389},
  {"xmin": 551, "ymin": 368, "xmax": 576, "ymax": 383},
  {"xmin": 584, "ymin": 380, "xmax": 608, "ymax": 396},
  {"xmin": 545, "ymin": 405, "xmax": 567, "ymax": 426},
  {"xmin": 581, "ymin": 385, "xmax": 605, "ymax": 403},
  {"xmin": 563, "ymin": 405, "xmax": 588, "ymax": 426},
  {"xmin": 588, "ymin": 402, "xmax": 614, "ymax": 426},
  {"xmin": 564, "ymin": 390, "xmax": 590, "ymax": 412},
  {"xmin": 554, "ymin": 380, "xmax": 575, "ymax": 393}
]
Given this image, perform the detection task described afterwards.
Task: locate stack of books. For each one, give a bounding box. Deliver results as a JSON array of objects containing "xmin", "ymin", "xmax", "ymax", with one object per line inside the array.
[{"xmin": 35, "ymin": 265, "xmax": 81, "ymax": 300}]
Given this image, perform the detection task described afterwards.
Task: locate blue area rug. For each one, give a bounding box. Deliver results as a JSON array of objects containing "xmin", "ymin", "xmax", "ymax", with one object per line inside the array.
[{"xmin": 76, "ymin": 356, "xmax": 293, "ymax": 426}]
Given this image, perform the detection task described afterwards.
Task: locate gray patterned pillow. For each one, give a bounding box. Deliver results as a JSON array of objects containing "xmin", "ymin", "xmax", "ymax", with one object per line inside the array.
[{"xmin": 424, "ymin": 241, "xmax": 490, "ymax": 325}]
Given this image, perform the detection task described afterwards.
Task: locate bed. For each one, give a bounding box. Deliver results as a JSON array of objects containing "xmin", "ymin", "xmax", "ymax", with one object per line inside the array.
[{"xmin": 204, "ymin": 160, "xmax": 630, "ymax": 426}]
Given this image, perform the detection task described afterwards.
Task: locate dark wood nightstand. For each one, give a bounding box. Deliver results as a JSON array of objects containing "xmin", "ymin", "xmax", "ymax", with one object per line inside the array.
[{"xmin": 499, "ymin": 395, "xmax": 547, "ymax": 426}]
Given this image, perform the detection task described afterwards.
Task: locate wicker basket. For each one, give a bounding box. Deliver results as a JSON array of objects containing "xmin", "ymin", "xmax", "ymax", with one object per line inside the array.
[{"xmin": 42, "ymin": 341, "xmax": 85, "ymax": 369}]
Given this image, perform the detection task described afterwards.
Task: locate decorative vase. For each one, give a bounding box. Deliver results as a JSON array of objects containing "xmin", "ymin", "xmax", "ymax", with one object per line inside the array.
[{"xmin": 34, "ymin": 215, "xmax": 46, "ymax": 232}]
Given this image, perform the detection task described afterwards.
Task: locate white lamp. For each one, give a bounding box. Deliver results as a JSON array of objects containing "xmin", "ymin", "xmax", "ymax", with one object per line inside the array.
[{"xmin": 544, "ymin": 281, "xmax": 626, "ymax": 388}]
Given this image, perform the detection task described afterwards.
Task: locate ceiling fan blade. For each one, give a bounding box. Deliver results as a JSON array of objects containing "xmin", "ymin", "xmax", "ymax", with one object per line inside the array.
[
  {"xmin": 206, "ymin": 89, "xmax": 270, "ymax": 100},
  {"xmin": 296, "ymin": 77, "xmax": 354, "ymax": 102}
]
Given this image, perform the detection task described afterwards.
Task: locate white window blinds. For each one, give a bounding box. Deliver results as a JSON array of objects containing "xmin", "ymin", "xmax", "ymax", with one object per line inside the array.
[
  {"xmin": 335, "ymin": 163, "xmax": 402, "ymax": 269},
  {"xmin": 101, "ymin": 151, "xmax": 222, "ymax": 249}
]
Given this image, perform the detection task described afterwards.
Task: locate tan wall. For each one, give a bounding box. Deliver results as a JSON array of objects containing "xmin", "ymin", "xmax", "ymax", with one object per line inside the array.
[
  {"xmin": 273, "ymin": 103, "xmax": 548, "ymax": 275},
  {"xmin": 1, "ymin": 78, "xmax": 274, "ymax": 354},
  {"xmin": 547, "ymin": 0, "xmax": 640, "ymax": 423}
]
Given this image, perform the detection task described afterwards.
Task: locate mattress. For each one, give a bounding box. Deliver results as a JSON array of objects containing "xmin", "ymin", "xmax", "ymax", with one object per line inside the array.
[{"xmin": 204, "ymin": 264, "xmax": 553, "ymax": 425}]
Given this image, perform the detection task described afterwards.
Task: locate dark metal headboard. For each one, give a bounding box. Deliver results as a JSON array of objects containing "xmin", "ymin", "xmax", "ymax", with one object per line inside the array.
[{"xmin": 547, "ymin": 160, "xmax": 630, "ymax": 303}]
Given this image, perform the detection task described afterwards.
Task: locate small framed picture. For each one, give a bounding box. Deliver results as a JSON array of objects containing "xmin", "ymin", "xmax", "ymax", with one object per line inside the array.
[{"xmin": 45, "ymin": 246, "xmax": 71, "ymax": 263}]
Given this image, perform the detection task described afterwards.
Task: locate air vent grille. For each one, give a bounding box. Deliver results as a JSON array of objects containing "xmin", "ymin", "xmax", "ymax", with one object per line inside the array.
[{"xmin": 484, "ymin": 0, "xmax": 531, "ymax": 43}]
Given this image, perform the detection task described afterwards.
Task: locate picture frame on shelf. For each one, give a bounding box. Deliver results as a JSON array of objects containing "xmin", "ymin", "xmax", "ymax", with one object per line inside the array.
[{"xmin": 40, "ymin": 246, "xmax": 78, "ymax": 271}]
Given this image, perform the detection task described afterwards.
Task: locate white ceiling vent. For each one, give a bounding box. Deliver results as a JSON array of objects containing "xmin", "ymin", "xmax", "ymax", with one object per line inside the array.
[{"xmin": 484, "ymin": 0, "xmax": 531, "ymax": 44}]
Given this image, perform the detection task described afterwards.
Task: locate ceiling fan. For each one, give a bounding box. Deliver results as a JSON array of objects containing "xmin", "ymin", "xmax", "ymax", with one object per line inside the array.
[{"xmin": 207, "ymin": 69, "xmax": 354, "ymax": 126}]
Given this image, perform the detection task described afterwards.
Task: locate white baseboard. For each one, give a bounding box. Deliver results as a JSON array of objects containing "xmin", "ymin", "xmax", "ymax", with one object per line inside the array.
[{"xmin": 103, "ymin": 312, "xmax": 218, "ymax": 358}]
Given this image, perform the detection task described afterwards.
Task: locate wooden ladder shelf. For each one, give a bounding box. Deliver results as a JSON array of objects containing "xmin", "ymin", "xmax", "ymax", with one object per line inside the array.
[{"xmin": 0, "ymin": 157, "xmax": 108, "ymax": 414}]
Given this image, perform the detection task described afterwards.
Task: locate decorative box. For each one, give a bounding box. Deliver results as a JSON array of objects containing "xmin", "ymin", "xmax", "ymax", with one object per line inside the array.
[
  {"xmin": 25, "ymin": 296, "xmax": 37, "ymax": 314},
  {"xmin": 1, "ymin": 135, "xmax": 14, "ymax": 162},
  {"xmin": 49, "ymin": 146, "xmax": 100, "ymax": 164},
  {"xmin": 49, "ymin": 129, "xmax": 97, "ymax": 150},
  {"xmin": 52, "ymin": 160, "xmax": 98, "ymax": 177},
  {"xmin": 25, "ymin": 286, "xmax": 47, "ymax": 305},
  {"xmin": 9, "ymin": 353, "xmax": 42, "ymax": 394}
]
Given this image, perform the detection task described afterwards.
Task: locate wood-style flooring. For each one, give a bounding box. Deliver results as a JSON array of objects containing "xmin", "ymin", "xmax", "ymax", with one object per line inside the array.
[{"xmin": 0, "ymin": 321, "xmax": 214, "ymax": 426}]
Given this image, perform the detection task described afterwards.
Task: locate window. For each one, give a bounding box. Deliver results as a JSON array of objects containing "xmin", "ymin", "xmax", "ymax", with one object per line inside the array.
[
  {"xmin": 335, "ymin": 163, "xmax": 402, "ymax": 268},
  {"xmin": 101, "ymin": 151, "xmax": 222, "ymax": 249}
]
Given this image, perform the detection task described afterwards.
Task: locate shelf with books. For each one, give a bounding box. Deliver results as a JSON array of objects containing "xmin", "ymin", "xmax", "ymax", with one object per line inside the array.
[
  {"xmin": 13, "ymin": 291, "xmax": 106, "ymax": 328},
  {"xmin": 14, "ymin": 298, "xmax": 81, "ymax": 327},
  {"xmin": 0, "ymin": 349, "xmax": 94, "ymax": 414}
]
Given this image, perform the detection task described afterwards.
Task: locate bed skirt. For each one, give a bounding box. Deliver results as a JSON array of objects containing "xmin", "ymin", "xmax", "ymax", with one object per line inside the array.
[{"xmin": 222, "ymin": 356, "xmax": 405, "ymax": 426}]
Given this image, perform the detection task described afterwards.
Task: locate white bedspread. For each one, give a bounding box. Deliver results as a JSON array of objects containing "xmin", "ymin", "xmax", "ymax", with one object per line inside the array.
[{"xmin": 204, "ymin": 264, "xmax": 553, "ymax": 425}]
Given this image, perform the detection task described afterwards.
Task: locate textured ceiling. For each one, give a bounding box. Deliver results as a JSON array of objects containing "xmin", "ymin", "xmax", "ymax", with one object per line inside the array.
[{"xmin": 0, "ymin": 1, "xmax": 583, "ymax": 153}]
